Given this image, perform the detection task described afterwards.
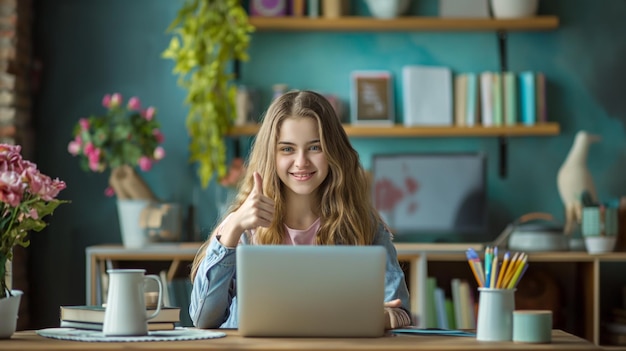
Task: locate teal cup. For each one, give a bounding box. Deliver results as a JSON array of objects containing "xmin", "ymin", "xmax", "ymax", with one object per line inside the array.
[
  {"xmin": 513, "ymin": 310, "xmax": 552, "ymax": 343},
  {"xmin": 581, "ymin": 207, "xmax": 618, "ymax": 237}
]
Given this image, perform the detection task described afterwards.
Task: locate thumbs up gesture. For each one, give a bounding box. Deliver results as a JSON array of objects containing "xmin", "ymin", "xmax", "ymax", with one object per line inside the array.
[{"xmin": 232, "ymin": 171, "xmax": 275, "ymax": 232}]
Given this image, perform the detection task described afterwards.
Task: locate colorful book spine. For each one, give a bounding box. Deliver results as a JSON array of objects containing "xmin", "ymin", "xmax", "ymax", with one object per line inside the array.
[
  {"xmin": 492, "ymin": 72, "xmax": 503, "ymax": 126},
  {"xmin": 451, "ymin": 278, "xmax": 464, "ymax": 328},
  {"xmin": 518, "ymin": 71, "xmax": 536, "ymax": 126},
  {"xmin": 480, "ymin": 71, "xmax": 493, "ymax": 127},
  {"xmin": 454, "ymin": 74, "xmax": 467, "ymax": 126},
  {"xmin": 434, "ymin": 287, "xmax": 449, "ymax": 329},
  {"xmin": 535, "ymin": 72, "xmax": 547, "ymax": 123},
  {"xmin": 465, "ymin": 73, "xmax": 478, "ymax": 126},
  {"xmin": 503, "ymin": 71, "xmax": 517, "ymax": 126},
  {"xmin": 308, "ymin": 0, "xmax": 319, "ymax": 18},
  {"xmin": 291, "ymin": 0, "xmax": 306, "ymax": 17},
  {"xmin": 425, "ymin": 277, "xmax": 438, "ymax": 328}
]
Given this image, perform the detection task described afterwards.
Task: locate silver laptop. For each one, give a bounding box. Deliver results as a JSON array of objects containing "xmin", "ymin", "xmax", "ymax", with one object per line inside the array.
[{"xmin": 236, "ymin": 245, "xmax": 386, "ymax": 337}]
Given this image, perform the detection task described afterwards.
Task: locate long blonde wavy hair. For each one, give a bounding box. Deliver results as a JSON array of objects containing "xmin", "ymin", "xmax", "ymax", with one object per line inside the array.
[{"xmin": 190, "ymin": 90, "xmax": 382, "ymax": 281}]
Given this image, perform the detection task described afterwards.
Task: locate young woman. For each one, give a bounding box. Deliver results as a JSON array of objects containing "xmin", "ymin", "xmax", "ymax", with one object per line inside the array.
[{"xmin": 189, "ymin": 90, "xmax": 411, "ymax": 330}]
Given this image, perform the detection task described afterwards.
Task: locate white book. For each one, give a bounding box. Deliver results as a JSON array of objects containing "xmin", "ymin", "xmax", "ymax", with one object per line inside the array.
[
  {"xmin": 402, "ymin": 65, "xmax": 453, "ymax": 126},
  {"xmin": 479, "ymin": 71, "xmax": 493, "ymax": 126}
]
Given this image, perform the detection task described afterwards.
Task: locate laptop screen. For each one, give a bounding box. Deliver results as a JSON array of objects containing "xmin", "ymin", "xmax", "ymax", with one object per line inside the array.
[{"xmin": 236, "ymin": 245, "xmax": 386, "ymax": 337}]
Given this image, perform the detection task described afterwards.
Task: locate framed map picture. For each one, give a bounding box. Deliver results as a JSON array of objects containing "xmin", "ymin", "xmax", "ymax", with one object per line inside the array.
[
  {"xmin": 350, "ymin": 71, "xmax": 395, "ymax": 125},
  {"xmin": 371, "ymin": 152, "xmax": 487, "ymax": 237}
]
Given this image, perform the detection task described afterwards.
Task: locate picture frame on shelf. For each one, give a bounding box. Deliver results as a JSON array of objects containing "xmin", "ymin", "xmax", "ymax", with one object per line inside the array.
[{"xmin": 350, "ymin": 71, "xmax": 395, "ymax": 125}]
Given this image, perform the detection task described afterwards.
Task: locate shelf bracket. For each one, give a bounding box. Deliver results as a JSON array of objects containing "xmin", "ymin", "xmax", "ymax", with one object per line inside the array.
[
  {"xmin": 497, "ymin": 30, "xmax": 508, "ymax": 72},
  {"xmin": 498, "ymin": 137, "xmax": 508, "ymax": 179},
  {"xmin": 496, "ymin": 30, "xmax": 508, "ymax": 178}
]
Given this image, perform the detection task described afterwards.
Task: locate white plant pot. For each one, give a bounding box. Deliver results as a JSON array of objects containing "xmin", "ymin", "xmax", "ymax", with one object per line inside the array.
[
  {"xmin": 0, "ymin": 290, "xmax": 22, "ymax": 339},
  {"xmin": 117, "ymin": 199, "xmax": 151, "ymax": 249},
  {"xmin": 365, "ymin": 0, "xmax": 410, "ymax": 19},
  {"xmin": 490, "ymin": 0, "xmax": 538, "ymax": 18},
  {"xmin": 584, "ymin": 236, "xmax": 617, "ymax": 254}
]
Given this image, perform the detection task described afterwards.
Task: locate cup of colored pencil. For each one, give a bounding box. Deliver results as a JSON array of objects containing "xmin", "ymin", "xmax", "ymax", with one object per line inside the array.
[{"xmin": 465, "ymin": 247, "xmax": 528, "ymax": 289}]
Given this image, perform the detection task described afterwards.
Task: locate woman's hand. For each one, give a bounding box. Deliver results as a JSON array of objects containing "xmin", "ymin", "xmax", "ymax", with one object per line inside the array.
[
  {"xmin": 384, "ymin": 299, "xmax": 411, "ymax": 330},
  {"xmin": 384, "ymin": 299, "xmax": 402, "ymax": 309},
  {"xmin": 219, "ymin": 172, "xmax": 275, "ymax": 247}
]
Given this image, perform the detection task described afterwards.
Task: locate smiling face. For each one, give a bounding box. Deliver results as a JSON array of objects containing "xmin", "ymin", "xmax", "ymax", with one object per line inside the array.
[{"xmin": 275, "ymin": 117, "xmax": 329, "ymax": 199}]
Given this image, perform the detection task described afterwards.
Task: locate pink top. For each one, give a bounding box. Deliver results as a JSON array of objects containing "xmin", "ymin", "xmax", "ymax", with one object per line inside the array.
[
  {"xmin": 282, "ymin": 218, "xmax": 320, "ymax": 245},
  {"xmin": 217, "ymin": 214, "xmax": 320, "ymax": 245}
]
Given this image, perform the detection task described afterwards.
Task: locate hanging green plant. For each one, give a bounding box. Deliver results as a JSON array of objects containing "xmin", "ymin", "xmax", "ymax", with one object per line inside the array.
[{"xmin": 162, "ymin": 0, "xmax": 254, "ymax": 188}]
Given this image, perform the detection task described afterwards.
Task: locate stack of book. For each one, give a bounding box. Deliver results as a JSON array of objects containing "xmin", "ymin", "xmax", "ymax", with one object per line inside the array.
[{"xmin": 59, "ymin": 305, "xmax": 181, "ymax": 331}]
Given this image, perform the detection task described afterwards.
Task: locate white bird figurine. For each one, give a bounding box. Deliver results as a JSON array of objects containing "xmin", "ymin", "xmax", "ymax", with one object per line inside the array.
[{"xmin": 557, "ymin": 130, "xmax": 601, "ymax": 235}]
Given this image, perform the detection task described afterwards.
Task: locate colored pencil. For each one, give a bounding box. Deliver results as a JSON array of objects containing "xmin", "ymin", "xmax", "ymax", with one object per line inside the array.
[
  {"xmin": 465, "ymin": 249, "xmax": 484, "ymax": 287},
  {"xmin": 489, "ymin": 253, "xmax": 499, "ymax": 288},
  {"xmin": 495, "ymin": 251, "xmax": 510, "ymax": 288},
  {"xmin": 506, "ymin": 254, "xmax": 528, "ymax": 289}
]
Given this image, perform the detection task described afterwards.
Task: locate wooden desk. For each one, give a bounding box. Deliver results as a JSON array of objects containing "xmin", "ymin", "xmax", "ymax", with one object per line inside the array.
[
  {"xmin": 85, "ymin": 244, "xmax": 626, "ymax": 347},
  {"xmin": 3, "ymin": 329, "xmax": 601, "ymax": 350}
]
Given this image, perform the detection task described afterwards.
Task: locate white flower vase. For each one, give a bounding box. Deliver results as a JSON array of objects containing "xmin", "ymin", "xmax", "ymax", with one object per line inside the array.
[
  {"xmin": 117, "ymin": 199, "xmax": 151, "ymax": 248},
  {"xmin": 490, "ymin": 0, "xmax": 538, "ymax": 18},
  {"xmin": 0, "ymin": 290, "xmax": 22, "ymax": 339}
]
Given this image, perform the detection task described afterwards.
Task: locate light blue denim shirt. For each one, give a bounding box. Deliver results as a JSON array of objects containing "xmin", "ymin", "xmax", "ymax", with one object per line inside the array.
[{"xmin": 189, "ymin": 224, "xmax": 411, "ymax": 329}]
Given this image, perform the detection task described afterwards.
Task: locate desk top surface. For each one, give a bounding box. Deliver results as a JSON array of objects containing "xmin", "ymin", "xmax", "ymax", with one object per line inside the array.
[{"xmin": 3, "ymin": 329, "xmax": 601, "ymax": 351}]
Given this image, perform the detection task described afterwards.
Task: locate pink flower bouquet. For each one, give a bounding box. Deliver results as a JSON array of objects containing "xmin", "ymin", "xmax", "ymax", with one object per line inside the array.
[
  {"xmin": 67, "ymin": 93, "xmax": 165, "ymax": 199},
  {"xmin": 0, "ymin": 144, "xmax": 67, "ymax": 298}
]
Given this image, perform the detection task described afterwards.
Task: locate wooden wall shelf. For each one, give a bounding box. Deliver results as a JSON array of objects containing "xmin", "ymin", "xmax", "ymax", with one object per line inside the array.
[
  {"xmin": 249, "ymin": 16, "xmax": 559, "ymax": 32},
  {"xmin": 227, "ymin": 122, "xmax": 560, "ymax": 138}
]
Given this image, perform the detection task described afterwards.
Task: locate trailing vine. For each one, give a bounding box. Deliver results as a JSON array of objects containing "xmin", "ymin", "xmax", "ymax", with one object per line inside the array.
[{"xmin": 162, "ymin": 0, "xmax": 254, "ymax": 188}]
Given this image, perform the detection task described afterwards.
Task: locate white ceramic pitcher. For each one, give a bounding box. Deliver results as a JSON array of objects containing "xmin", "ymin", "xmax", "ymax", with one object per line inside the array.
[{"xmin": 103, "ymin": 269, "xmax": 163, "ymax": 336}]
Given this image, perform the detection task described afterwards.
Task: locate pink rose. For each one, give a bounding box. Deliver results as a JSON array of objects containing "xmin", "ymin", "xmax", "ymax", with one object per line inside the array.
[
  {"xmin": 102, "ymin": 94, "xmax": 111, "ymax": 108},
  {"xmin": 110, "ymin": 93, "xmax": 122, "ymax": 108},
  {"xmin": 88, "ymin": 148, "xmax": 101, "ymax": 172},
  {"xmin": 143, "ymin": 107, "xmax": 156, "ymax": 121},
  {"xmin": 0, "ymin": 171, "xmax": 24, "ymax": 207},
  {"xmin": 104, "ymin": 186, "xmax": 115, "ymax": 197},
  {"xmin": 67, "ymin": 140, "xmax": 81, "ymax": 156},
  {"xmin": 153, "ymin": 146, "xmax": 165, "ymax": 160},
  {"xmin": 138, "ymin": 156, "xmax": 152, "ymax": 171},
  {"xmin": 79, "ymin": 118, "xmax": 90, "ymax": 131},
  {"xmin": 127, "ymin": 97, "xmax": 141, "ymax": 111}
]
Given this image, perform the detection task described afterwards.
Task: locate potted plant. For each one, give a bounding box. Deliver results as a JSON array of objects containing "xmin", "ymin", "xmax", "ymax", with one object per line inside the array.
[
  {"xmin": 67, "ymin": 93, "xmax": 167, "ymax": 248},
  {"xmin": 0, "ymin": 144, "xmax": 67, "ymax": 338},
  {"xmin": 67, "ymin": 93, "xmax": 166, "ymax": 199},
  {"xmin": 162, "ymin": 0, "xmax": 254, "ymax": 188}
]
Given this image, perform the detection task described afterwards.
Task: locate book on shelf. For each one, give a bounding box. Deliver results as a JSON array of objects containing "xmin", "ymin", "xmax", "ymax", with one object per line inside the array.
[
  {"xmin": 60, "ymin": 320, "xmax": 176, "ymax": 331},
  {"xmin": 402, "ymin": 65, "xmax": 453, "ymax": 127},
  {"xmin": 502, "ymin": 71, "xmax": 517, "ymax": 126},
  {"xmin": 535, "ymin": 72, "xmax": 547, "ymax": 123},
  {"xmin": 59, "ymin": 305, "xmax": 181, "ymax": 324},
  {"xmin": 479, "ymin": 71, "xmax": 493, "ymax": 127},
  {"xmin": 465, "ymin": 73, "xmax": 479, "ymax": 126},
  {"xmin": 454, "ymin": 74, "xmax": 467, "ymax": 126},
  {"xmin": 518, "ymin": 71, "xmax": 536, "ymax": 126}
]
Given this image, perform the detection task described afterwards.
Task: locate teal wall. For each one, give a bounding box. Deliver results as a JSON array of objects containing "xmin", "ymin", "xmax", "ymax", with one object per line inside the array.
[{"xmin": 29, "ymin": 0, "xmax": 626, "ymax": 326}]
